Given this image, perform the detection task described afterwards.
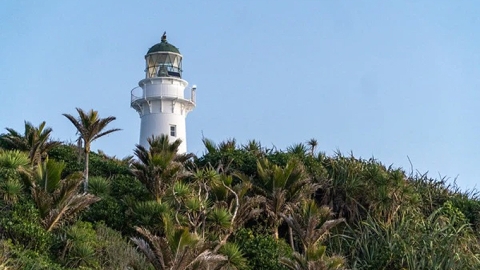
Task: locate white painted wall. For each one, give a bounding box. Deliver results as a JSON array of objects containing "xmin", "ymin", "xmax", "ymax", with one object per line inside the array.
[
  {"xmin": 140, "ymin": 77, "xmax": 187, "ymax": 99},
  {"xmin": 132, "ymin": 77, "xmax": 195, "ymax": 154},
  {"xmin": 139, "ymin": 110, "xmax": 188, "ymax": 153}
]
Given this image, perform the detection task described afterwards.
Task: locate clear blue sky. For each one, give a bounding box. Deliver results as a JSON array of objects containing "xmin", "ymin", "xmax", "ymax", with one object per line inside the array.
[{"xmin": 1, "ymin": 1, "xmax": 479, "ymax": 190}]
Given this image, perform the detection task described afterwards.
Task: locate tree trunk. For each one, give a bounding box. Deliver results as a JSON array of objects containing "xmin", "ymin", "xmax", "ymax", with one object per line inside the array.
[
  {"xmin": 289, "ymin": 226, "xmax": 295, "ymax": 250},
  {"xmin": 84, "ymin": 150, "xmax": 89, "ymax": 192}
]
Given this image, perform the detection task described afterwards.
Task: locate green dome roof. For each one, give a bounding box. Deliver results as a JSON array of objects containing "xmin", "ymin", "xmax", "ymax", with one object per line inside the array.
[{"xmin": 147, "ymin": 32, "xmax": 180, "ymax": 54}]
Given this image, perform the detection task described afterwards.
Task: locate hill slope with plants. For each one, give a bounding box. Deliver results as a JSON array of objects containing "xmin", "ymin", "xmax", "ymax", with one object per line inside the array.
[{"xmin": 0, "ymin": 111, "xmax": 480, "ymax": 269}]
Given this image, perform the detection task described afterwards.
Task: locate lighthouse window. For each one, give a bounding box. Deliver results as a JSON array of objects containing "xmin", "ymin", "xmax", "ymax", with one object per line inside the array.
[{"xmin": 170, "ymin": 125, "xmax": 177, "ymax": 137}]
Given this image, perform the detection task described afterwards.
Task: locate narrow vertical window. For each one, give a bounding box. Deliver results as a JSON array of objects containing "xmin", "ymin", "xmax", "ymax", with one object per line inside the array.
[{"xmin": 170, "ymin": 125, "xmax": 176, "ymax": 137}]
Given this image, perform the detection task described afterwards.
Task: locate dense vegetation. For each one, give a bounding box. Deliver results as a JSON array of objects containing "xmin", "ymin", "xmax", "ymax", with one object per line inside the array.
[{"xmin": 1, "ymin": 110, "xmax": 480, "ymax": 269}]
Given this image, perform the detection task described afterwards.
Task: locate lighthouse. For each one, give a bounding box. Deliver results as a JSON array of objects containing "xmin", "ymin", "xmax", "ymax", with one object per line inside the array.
[{"xmin": 131, "ymin": 33, "xmax": 196, "ymax": 154}]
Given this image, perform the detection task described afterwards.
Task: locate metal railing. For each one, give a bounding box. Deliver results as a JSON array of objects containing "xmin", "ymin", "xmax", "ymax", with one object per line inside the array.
[
  {"xmin": 130, "ymin": 87, "xmax": 144, "ymax": 103},
  {"xmin": 130, "ymin": 86, "xmax": 196, "ymax": 105}
]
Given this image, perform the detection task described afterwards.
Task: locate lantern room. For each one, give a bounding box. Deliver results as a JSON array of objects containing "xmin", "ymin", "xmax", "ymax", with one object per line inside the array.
[{"xmin": 145, "ymin": 32, "xmax": 183, "ymax": 79}]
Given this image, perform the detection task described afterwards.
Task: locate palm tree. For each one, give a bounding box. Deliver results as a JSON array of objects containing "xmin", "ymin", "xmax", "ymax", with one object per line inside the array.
[
  {"xmin": 201, "ymin": 137, "xmax": 218, "ymax": 155},
  {"xmin": 281, "ymin": 200, "xmax": 345, "ymax": 254},
  {"xmin": 242, "ymin": 139, "xmax": 262, "ymax": 152},
  {"xmin": 242, "ymin": 139, "xmax": 266, "ymax": 157},
  {"xmin": 0, "ymin": 121, "xmax": 61, "ymax": 165},
  {"xmin": 287, "ymin": 143, "xmax": 308, "ymax": 158},
  {"xmin": 318, "ymin": 152, "xmax": 414, "ymax": 223},
  {"xmin": 132, "ymin": 202, "xmax": 247, "ymax": 269},
  {"xmin": 280, "ymin": 247, "xmax": 345, "ymax": 270},
  {"xmin": 63, "ymin": 108, "xmax": 121, "ymax": 192},
  {"xmin": 187, "ymin": 168, "xmax": 256, "ymax": 246},
  {"xmin": 254, "ymin": 158, "xmax": 317, "ymax": 240},
  {"xmin": 317, "ymin": 152, "xmax": 367, "ymax": 222},
  {"xmin": 131, "ymin": 135, "xmax": 190, "ymax": 202},
  {"xmin": 29, "ymin": 159, "xmax": 100, "ymax": 231},
  {"xmin": 306, "ymin": 139, "xmax": 318, "ymax": 156},
  {"xmin": 214, "ymin": 171, "xmax": 264, "ymax": 232},
  {"xmin": 280, "ymin": 200, "xmax": 345, "ymax": 270},
  {"xmin": 144, "ymin": 133, "xmax": 193, "ymax": 163},
  {"xmin": 132, "ymin": 225, "xmax": 227, "ymax": 270},
  {"xmin": 201, "ymin": 138, "xmax": 238, "ymax": 154},
  {"xmin": 218, "ymin": 138, "xmax": 237, "ymax": 152}
]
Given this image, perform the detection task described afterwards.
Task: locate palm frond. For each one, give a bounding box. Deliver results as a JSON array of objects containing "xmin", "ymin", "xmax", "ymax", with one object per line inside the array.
[
  {"xmin": 202, "ymin": 137, "xmax": 218, "ymax": 154},
  {"xmin": 217, "ymin": 242, "xmax": 247, "ymax": 270}
]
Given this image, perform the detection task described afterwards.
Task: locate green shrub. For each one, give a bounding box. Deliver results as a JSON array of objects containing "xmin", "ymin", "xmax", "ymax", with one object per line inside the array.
[
  {"xmin": 47, "ymin": 144, "xmax": 83, "ymax": 177},
  {"xmin": 110, "ymin": 174, "xmax": 150, "ymax": 200},
  {"xmin": 56, "ymin": 221, "xmax": 153, "ymax": 270},
  {"xmin": 0, "ymin": 201, "xmax": 52, "ymax": 252},
  {"xmin": 2, "ymin": 240, "xmax": 64, "ymax": 270},
  {"xmin": 195, "ymin": 149, "xmax": 258, "ymax": 177},
  {"xmin": 233, "ymin": 228, "xmax": 291, "ymax": 270},
  {"xmin": 95, "ymin": 223, "xmax": 153, "ymax": 270},
  {"xmin": 449, "ymin": 193, "xmax": 480, "ymax": 231},
  {"xmin": 60, "ymin": 221, "xmax": 99, "ymax": 269},
  {"xmin": 89, "ymin": 152, "xmax": 130, "ymax": 178},
  {"xmin": 81, "ymin": 195, "xmax": 125, "ymax": 231}
]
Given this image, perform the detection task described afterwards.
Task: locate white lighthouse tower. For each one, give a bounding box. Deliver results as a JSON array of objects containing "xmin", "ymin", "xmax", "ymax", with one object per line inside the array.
[{"xmin": 131, "ymin": 33, "xmax": 196, "ymax": 154}]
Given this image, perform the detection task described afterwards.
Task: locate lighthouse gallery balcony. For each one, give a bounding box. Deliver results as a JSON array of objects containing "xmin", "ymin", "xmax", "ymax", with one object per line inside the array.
[{"xmin": 131, "ymin": 78, "xmax": 196, "ymax": 114}]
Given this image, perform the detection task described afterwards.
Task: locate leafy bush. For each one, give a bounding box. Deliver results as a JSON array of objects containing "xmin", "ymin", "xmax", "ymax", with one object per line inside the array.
[
  {"xmin": 233, "ymin": 228, "xmax": 291, "ymax": 270},
  {"xmin": 449, "ymin": 192, "xmax": 480, "ymax": 231},
  {"xmin": 195, "ymin": 149, "xmax": 258, "ymax": 176},
  {"xmin": 48, "ymin": 144, "xmax": 131, "ymax": 178},
  {"xmin": 1, "ymin": 239, "xmax": 63, "ymax": 270},
  {"xmin": 89, "ymin": 152, "xmax": 131, "ymax": 177},
  {"xmin": 47, "ymin": 144, "xmax": 83, "ymax": 177},
  {"xmin": 82, "ymin": 174, "xmax": 151, "ymax": 233},
  {"xmin": 0, "ymin": 201, "xmax": 52, "ymax": 252},
  {"xmin": 82, "ymin": 195, "xmax": 125, "ymax": 231},
  {"xmin": 95, "ymin": 222, "xmax": 153, "ymax": 270},
  {"xmin": 58, "ymin": 221, "xmax": 153, "ymax": 269},
  {"xmin": 110, "ymin": 174, "xmax": 150, "ymax": 200}
]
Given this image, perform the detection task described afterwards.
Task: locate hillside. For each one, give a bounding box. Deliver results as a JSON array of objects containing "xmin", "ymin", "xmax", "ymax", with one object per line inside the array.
[{"xmin": 1, "ymin": 118, "xmax": 480, "ymax": 269}]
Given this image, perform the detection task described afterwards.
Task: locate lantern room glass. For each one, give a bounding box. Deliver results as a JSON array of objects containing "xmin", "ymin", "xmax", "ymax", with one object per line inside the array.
[{"xmin": 145, "ymin": 53, "xmax": 183, "ymax": 79}]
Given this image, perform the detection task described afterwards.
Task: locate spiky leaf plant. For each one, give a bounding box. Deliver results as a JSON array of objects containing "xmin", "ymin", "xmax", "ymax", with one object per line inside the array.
[
  {"xmin": 0, "ymin": 179, "xmax": 23, "ymax": 204},
  {"xmin": 88, "ymin": 176, "xmax": 111, "ymax": 197},
  {"xmin": 31, "ymin": 159, "xmax": 100, "ymax": 231},
  {"xmin": 0, "ymin": 150, "xmax": 30, "ymax": 183},
  {"xmin": 218, "ymin": 242, "xmax": 248, "ymax": 270}
]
